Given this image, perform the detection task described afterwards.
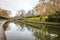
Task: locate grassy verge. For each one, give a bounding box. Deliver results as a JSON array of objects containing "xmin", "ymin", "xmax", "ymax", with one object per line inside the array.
[
  {"xmin": 18, "ymin": 15, "xmax": 60, "ymax": 29},
  {"xmin": 24, "ymin": 16, "xmax": 40, "ymax": 22}
]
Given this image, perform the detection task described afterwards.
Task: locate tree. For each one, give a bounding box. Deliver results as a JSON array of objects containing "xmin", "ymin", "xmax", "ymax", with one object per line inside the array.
[
  {"xmin": 17, "ymin": 9, "xmax": 25, "ymax": 19},
  {"xmin": 26, "ymin": 10, "xmax": 34, "ymax": 17},
  {"xmin": 0, "ymin": 8, "xmax": 10, "ymax": 18}
]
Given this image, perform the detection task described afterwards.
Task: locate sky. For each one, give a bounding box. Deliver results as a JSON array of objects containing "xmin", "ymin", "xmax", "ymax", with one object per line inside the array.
[{"xmin": 0, "ymin": 0, "xmax": 39, "ymax": 17}]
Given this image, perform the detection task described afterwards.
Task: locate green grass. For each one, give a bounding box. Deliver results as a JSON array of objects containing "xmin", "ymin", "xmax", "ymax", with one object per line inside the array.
[
  {"xmin": 23, "ymin": 15, "xmax": 49, "ymax": 22},
  {"xmin": 24, "ymin": 17, "xmax": 40, "ymax": 21}
]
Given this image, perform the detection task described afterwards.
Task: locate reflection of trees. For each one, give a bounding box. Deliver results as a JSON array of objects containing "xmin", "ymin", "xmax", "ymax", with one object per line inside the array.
[
  {"xmin": 48, "ymin": 26, "xmax": 60, "ymax": 35},
  {"xmin": 3, "ymin": 21, "xmax": 10, "ymax": 31},
  {"xmin": 33, "ymin": 25, "xmax": 51, "ymax": 40},
  {"xmin": 25, "ymin": 25, "xmax": 33, "ymax": 32},
  {"xmin": 14, "ymin": 22, "xmax": 25, "ymax": 31},
  {"xmin": 19, "ymin": 23, "xmax": 25, "ymax": 31},
  {"xmin": 4, "ymin": 21, "xmax": 60, "ymax": 40},
  {"xmin": 54, "ymin": 34, "xmax": 60, "ymax": 40},
  {"xmin": 33, "ymin": 24, "xmax": 60, "ymax": 40},
  {"xmin": 48, "ymin": 26, "xmax": 60, "ymax": 40},
  {"xmin": 4, "ymin": 21, "xmax": 25, "ymax": 31}
]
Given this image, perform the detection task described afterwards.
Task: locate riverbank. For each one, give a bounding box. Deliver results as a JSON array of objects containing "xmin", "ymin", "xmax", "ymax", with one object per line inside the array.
[
  {"xmin": 25, "ymin": 21, "xmax": 60, "ymax": 25},
  {"xmin": 0, "ymin": 21, "xmax": 7, "ymax": 40},
  {"xmin": 21, "ymin": 15, "xmax": 60, "ymax": 25},
  {"xmin": 18, "ymin": 20, "xmax": 60, "ymax": 30},
  {"xmin": 19, "ymin": 20, "xmax": 60, "ymax": 25},
  {"xmin": 17, "ymin": 15, "xmax": 60, "ymax": 29}
]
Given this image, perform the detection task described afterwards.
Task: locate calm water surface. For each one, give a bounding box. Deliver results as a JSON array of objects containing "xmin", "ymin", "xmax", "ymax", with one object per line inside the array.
[{"xmin": 3, "ymin": 21, "xmax": 60, "ymax": 40}]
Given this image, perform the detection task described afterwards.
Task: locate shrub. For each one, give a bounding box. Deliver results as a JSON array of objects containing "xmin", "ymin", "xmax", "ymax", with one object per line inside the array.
[{"xmin": 47, "ymin": 14, "xmax": 60, "ymax": 22}]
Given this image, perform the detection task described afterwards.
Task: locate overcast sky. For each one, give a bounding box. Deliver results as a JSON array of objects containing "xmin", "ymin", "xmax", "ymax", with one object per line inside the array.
[{"xmin": 0, "ymin": 0, "xmax": 39, "ymax": 16}]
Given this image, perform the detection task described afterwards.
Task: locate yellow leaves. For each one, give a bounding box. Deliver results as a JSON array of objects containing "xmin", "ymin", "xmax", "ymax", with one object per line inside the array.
[
  {"xmin": 0, "ymin": 9, "xmax": 10, "ymax": 18},
  {"xmin": 34, "ymin": 0, "xmax": 60, "ymax": 16}
]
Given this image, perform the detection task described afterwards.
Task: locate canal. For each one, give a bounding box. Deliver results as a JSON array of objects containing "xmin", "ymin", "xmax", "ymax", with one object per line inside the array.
[{"xmin": 2, "ymin": 21, "xmax": 60, "ymax": 40}]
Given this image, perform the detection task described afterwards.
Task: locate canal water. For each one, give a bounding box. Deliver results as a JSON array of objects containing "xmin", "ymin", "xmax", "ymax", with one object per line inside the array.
[{"xmin": 3, "ymin": 21, "xmax": 60, "ymax": 40}]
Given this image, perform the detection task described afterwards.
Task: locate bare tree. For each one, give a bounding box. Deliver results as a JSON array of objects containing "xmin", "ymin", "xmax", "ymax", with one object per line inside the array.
[{"xmin": 17, "ymin": 9, "xmax": 25, "ymax": 19}]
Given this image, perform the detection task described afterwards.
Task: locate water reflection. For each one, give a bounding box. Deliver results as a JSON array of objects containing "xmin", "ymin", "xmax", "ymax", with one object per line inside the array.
[
  {"xmin": 3, "ymin": 21, "xmax": 10, "ymax": 31},
  {"xmin": 4, "ymin": 22, "xmax": 35, "ymax": 40},
  {"xmin": 3, "ymin": 21, "xmax": 60, "ymax": 40}
]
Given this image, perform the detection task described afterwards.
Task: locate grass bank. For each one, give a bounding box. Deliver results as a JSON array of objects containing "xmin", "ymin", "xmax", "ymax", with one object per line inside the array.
[{"xmin": 24, "ymin": 16, "xmax": 40, "ymax": 22}]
